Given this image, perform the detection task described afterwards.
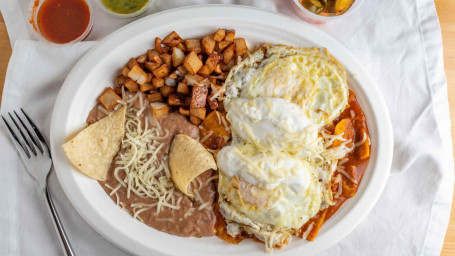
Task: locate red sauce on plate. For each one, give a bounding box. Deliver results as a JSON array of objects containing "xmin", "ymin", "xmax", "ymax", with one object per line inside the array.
[{"xmin": 37, "ymin": 0, "xmax": 91, "ymax": 44}]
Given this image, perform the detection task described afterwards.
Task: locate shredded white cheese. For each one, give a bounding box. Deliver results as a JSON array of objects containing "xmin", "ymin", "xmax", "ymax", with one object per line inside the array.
[
  {"xmin": 333, "ymin": 174, "xmax": 343, "ymax": 199},
  {"xmin": 221, "ymin": 116, "xmax": 230, "ymax": 132},
  {"xmin": 155, "ymin": 218, "xmax": 173, "ymax": 222},
  {"xmin": 113, "ymin": 92, "xmax": 179, "ymax": 214},
  {"xmin": 193, "ymin": 189, "xmax": 204, "ymax": 205},
  {"xmin": 198, "ymin": 202, "xmax": 212, "ymax": 211},
  {"xmin": 104, "ymin": 184, "xmax": 120, "ymax": 206},
  {"xmin": 184, "ymin": 208, "xmax": 195, "ymax": 219},
  {"xmin": 133, "ymin": 207, "xmax": 152, "ymax": 220},
  {"xmin": 215, "ymin": 111, "xmax": 221, "ymax": 126},
  {"xmin": 98, "ymin": 105, "xmax": 109, "ymax": 116},
  {"xmin": 206, "ymin": 174, "xmax": 219, "ymax": 185},
  {"xmin": 337, "ymin": 166, "xmax": 357, "ymax": 184},
  {"xmin": 355, "ymin": 132, "xmax": 368, "ymax": 147},
  {"xmin": 199, "ymin": 130, "xmax": 213, "ymax": 144},
  {"xmin": 302, "ymin": 222, "xmax": 315, "ymax": 240}
]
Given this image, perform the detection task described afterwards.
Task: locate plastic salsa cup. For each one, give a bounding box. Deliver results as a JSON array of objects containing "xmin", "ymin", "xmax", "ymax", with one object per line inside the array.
[
  {"xmin": 96, "ymin": 0, "xmax": 155, "ymax": 18},
  {"xmin": 27, "ymin": 0, "xmax": 93, "ymax": 46}
]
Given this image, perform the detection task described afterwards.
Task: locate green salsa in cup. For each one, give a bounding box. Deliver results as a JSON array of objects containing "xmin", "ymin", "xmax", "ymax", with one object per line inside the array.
[{"xmin": 100, "ymin": 0, "xmax": 151, "ymax": 16}]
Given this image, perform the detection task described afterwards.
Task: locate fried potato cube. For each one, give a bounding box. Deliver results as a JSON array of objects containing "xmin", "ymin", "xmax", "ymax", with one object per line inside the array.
[
  {"xmin": 207, "ymin": 92, "xmax": 219, "ymax": 110},
  {"xmin": 225, "ymin": 29, "xmax": 235, "ymax": 42},
  {"xmin": 202, "ymin": 35, "xmax": 216, "ymax": 55},
  {"xmin": 234, "ymin": 38, "xmax": 247, "ymax": 56},
  {"xmin": 199, "ymin": 110, "xmax": 231, "ymax": 149},
  {"xmin": 197, "ymin": 65, "xmax": 211, "ymax": 77},
  {"xmin": 162, "ymin": 31, "xmax": 182, "ymax": 47},
  {"xmin": 160, "ymin": 53, "xmax": 172, "ymax": 67},
  {"xmin": 214, "ymin": 28, "xmax": 226, "ymax": 42},
  {"xmin": 161, "ymin": 46, "xmax": 170, "ymax": 54},
  {"xmin": 190, "ymin": 115, "xmax": 202, "ymax": 125},
  {"xmin": 218, "ymin": 41, "xmax": 231, "ymax": 52},
  {"xmin": 176, "ymin": 42, "xmax": 187, "ymax": 52},
  {"xmin": 150, "ymin": 102, "xmax": 170, "ymax": 118},
  {"xmin": 190, "ymin": 85, "xmax": 208, "ymax": 108},
  {"xmin": 140, "ymin": 82, "xmax": 154, "ymax": 92},
  {"xmin": 121, "ymin": 66, "xmax": 130, "ymax": 77},
  {"xmin": 179, "ymin": 107, "xmax": 190, "ymax": 116},
  {"xmin": 223, "ymin": 43, "xmax": 235, "ymax": 64},
  {"xmin": 190, "ymin": 107, "xmax": 206, "ymax": 120},
  {"xmin": 98, "ymin": 88, "xmax": 121, "ymax": 111},
  {"xmin": 160, "ymin": 85, "xmax": 176, "ymax": 97},
  {"xmin": 147, "ymin": 49, "xmax": 161, "ymax": 62},
  {"xmin": 155, "ymin": 37, "xmax": 163, "ymax": 53},
  {"xmin": 177, "ymin": 82, "xmax": 189, "ymax": 94},
  {"xmin": 136, "ymin": 54, "xmax": 147, "ymax": 64},
  {"xmin": 184, "ymin": 51, "xmax": 203, "ymax": 75},
  {"xmin": 117, "ymin": 75, "xmax": 126, "ymax": 86},
  {"xmin": 127, "ymin": 66, "xmax": 148, "ymax": 85},
  {"xmin": 204, "ymin": 52, "xmax": 220, "ymax": 73},
  {"xmin": 145, "ymin": 61, "xmax": 161, "ymax": 72},
  {"xmin": 124, "ymin": 79, "xmax": 139, "ymax": 93},
  {"xmin": 185, "ymin": 74, "xmax": 204, "ymax": 85},
  {"xmin": 172, "ymin": 47, "xmax": 185, "ymax": 67},
  {"xmin": 185, "ymin": 39, "xmax": 202, "ymax": 54},
  {"xmin": 209, "ymin": 52, "xmax": 221, "ymax": 65},
  {"xmin": 208, "ymin": 76, "xmax": 217, "ymax": 84},
  {"xmin": 168, "ymin": 94, "xmax": 183, "ymax": 106},
  {"xmin": 152, "ymin": 77, "xmax": 164, "ymax": 88},
  {"xmin": 146, "ymin": 73, "xmax": 153, "ymax": 83},
  {"xmin": 127, "ymin": 58, "xmax": 140, "ymax": 69},
  {"xmin": 147, "ymin": 92, "xmax": 163, "ymax": 103},
  {"xmin": 168, "ymin": 72, "xmax": 178, "ymax": 79},
  {"xmin": 214, "ymin": 64, "xmax": 222, "ymax": 74},
  {"xmin": 152, "ymin": 64, "xmax": 170, "ymax": 78},
  {"xmin": 177, "ymin": 65, "xmax": 188, "ymax": 75}
]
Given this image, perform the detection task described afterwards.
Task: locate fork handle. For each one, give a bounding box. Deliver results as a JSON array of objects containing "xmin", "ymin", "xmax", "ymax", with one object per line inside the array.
[{"xmin": 45, "ymin": 186, "xmax": 76, "ymax": 256}]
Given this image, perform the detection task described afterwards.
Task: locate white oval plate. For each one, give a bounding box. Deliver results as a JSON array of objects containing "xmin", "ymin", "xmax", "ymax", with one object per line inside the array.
[{"xmin": 50, "ymin": 5, "xmax": 393, "ymax": 256}]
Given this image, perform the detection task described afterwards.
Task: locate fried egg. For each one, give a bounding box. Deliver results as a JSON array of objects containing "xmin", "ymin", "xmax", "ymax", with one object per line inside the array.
[
  {"xmin": 223, "ymin": 44, "xmax": 348, "ymax": 126},
  {"xmin": 216, "ymin": 44, "xmax": 349, "ymax": 250}
]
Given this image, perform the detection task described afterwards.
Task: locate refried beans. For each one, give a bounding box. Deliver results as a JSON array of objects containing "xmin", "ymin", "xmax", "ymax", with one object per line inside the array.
[{"xmin": 87, "ymin": 92, "xmax": 217, "ymax": 237}]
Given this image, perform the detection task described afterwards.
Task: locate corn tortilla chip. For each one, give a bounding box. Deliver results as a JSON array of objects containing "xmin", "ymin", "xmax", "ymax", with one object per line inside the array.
[
  {"xmin": 169, "ymin": 134, "xmax": 217, "ymax": 196},
  {"xmin": 62, "ymin": 106, "xmax": 126, "ymax": 181}
]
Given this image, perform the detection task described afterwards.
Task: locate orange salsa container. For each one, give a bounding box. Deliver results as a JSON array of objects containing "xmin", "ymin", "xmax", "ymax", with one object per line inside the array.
[{"xmin": 28, "ymin": 0, "xmax": 93, "ymax": 45}]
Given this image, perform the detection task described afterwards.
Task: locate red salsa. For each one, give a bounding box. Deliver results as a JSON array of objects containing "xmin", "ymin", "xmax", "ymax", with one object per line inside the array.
[{"xmin": 37, "ymin": 0, "xmax": 91, "ymax": 44}]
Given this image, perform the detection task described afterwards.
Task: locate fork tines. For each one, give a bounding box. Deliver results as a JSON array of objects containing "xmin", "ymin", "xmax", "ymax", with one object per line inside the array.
[{"xmin": 2, "ymin": 109, "xmax": 48, "ymax": 159}]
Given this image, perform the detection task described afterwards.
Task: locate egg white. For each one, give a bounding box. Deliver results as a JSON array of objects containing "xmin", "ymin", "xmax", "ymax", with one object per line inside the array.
[
  {"xmin": 216, "ymin": 44, "xmax": 349, "ymax": 250},
  {"xmin": 224, "ymin": 44, "xmax": 348, "ymax": 126}
]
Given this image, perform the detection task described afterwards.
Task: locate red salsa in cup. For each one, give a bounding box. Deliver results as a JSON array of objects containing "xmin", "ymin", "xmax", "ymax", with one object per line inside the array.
[{"xmin": 36, "ymin": 0, "xmax": 91, "ymax": 44}]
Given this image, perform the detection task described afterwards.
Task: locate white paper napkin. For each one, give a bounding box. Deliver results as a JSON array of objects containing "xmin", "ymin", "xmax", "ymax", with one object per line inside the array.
[{"xmin": 0, "ymin": 0, "xmax": 453, "ymax": 255}]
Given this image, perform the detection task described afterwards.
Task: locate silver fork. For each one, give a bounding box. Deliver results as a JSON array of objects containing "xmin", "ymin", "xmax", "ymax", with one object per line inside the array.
[{"xmin": 2, "ymin": 109, "xmax": 75, "ymax": 256}]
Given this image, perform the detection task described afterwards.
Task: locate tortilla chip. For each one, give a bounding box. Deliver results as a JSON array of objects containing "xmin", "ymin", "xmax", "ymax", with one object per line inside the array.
[
  {"xmin": 62, "ymin": 106, "xmax": 126, "ymax": 181},
  {"xmin": 169, "ymin": 134, "xmax": 217, "ymax": 196}
]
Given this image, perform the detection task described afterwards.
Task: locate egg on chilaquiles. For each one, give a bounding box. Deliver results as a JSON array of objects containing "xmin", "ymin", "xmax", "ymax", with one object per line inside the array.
[{"xmin": 216, "ymin": 44, "xmax": 354, "ymax": 251}]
